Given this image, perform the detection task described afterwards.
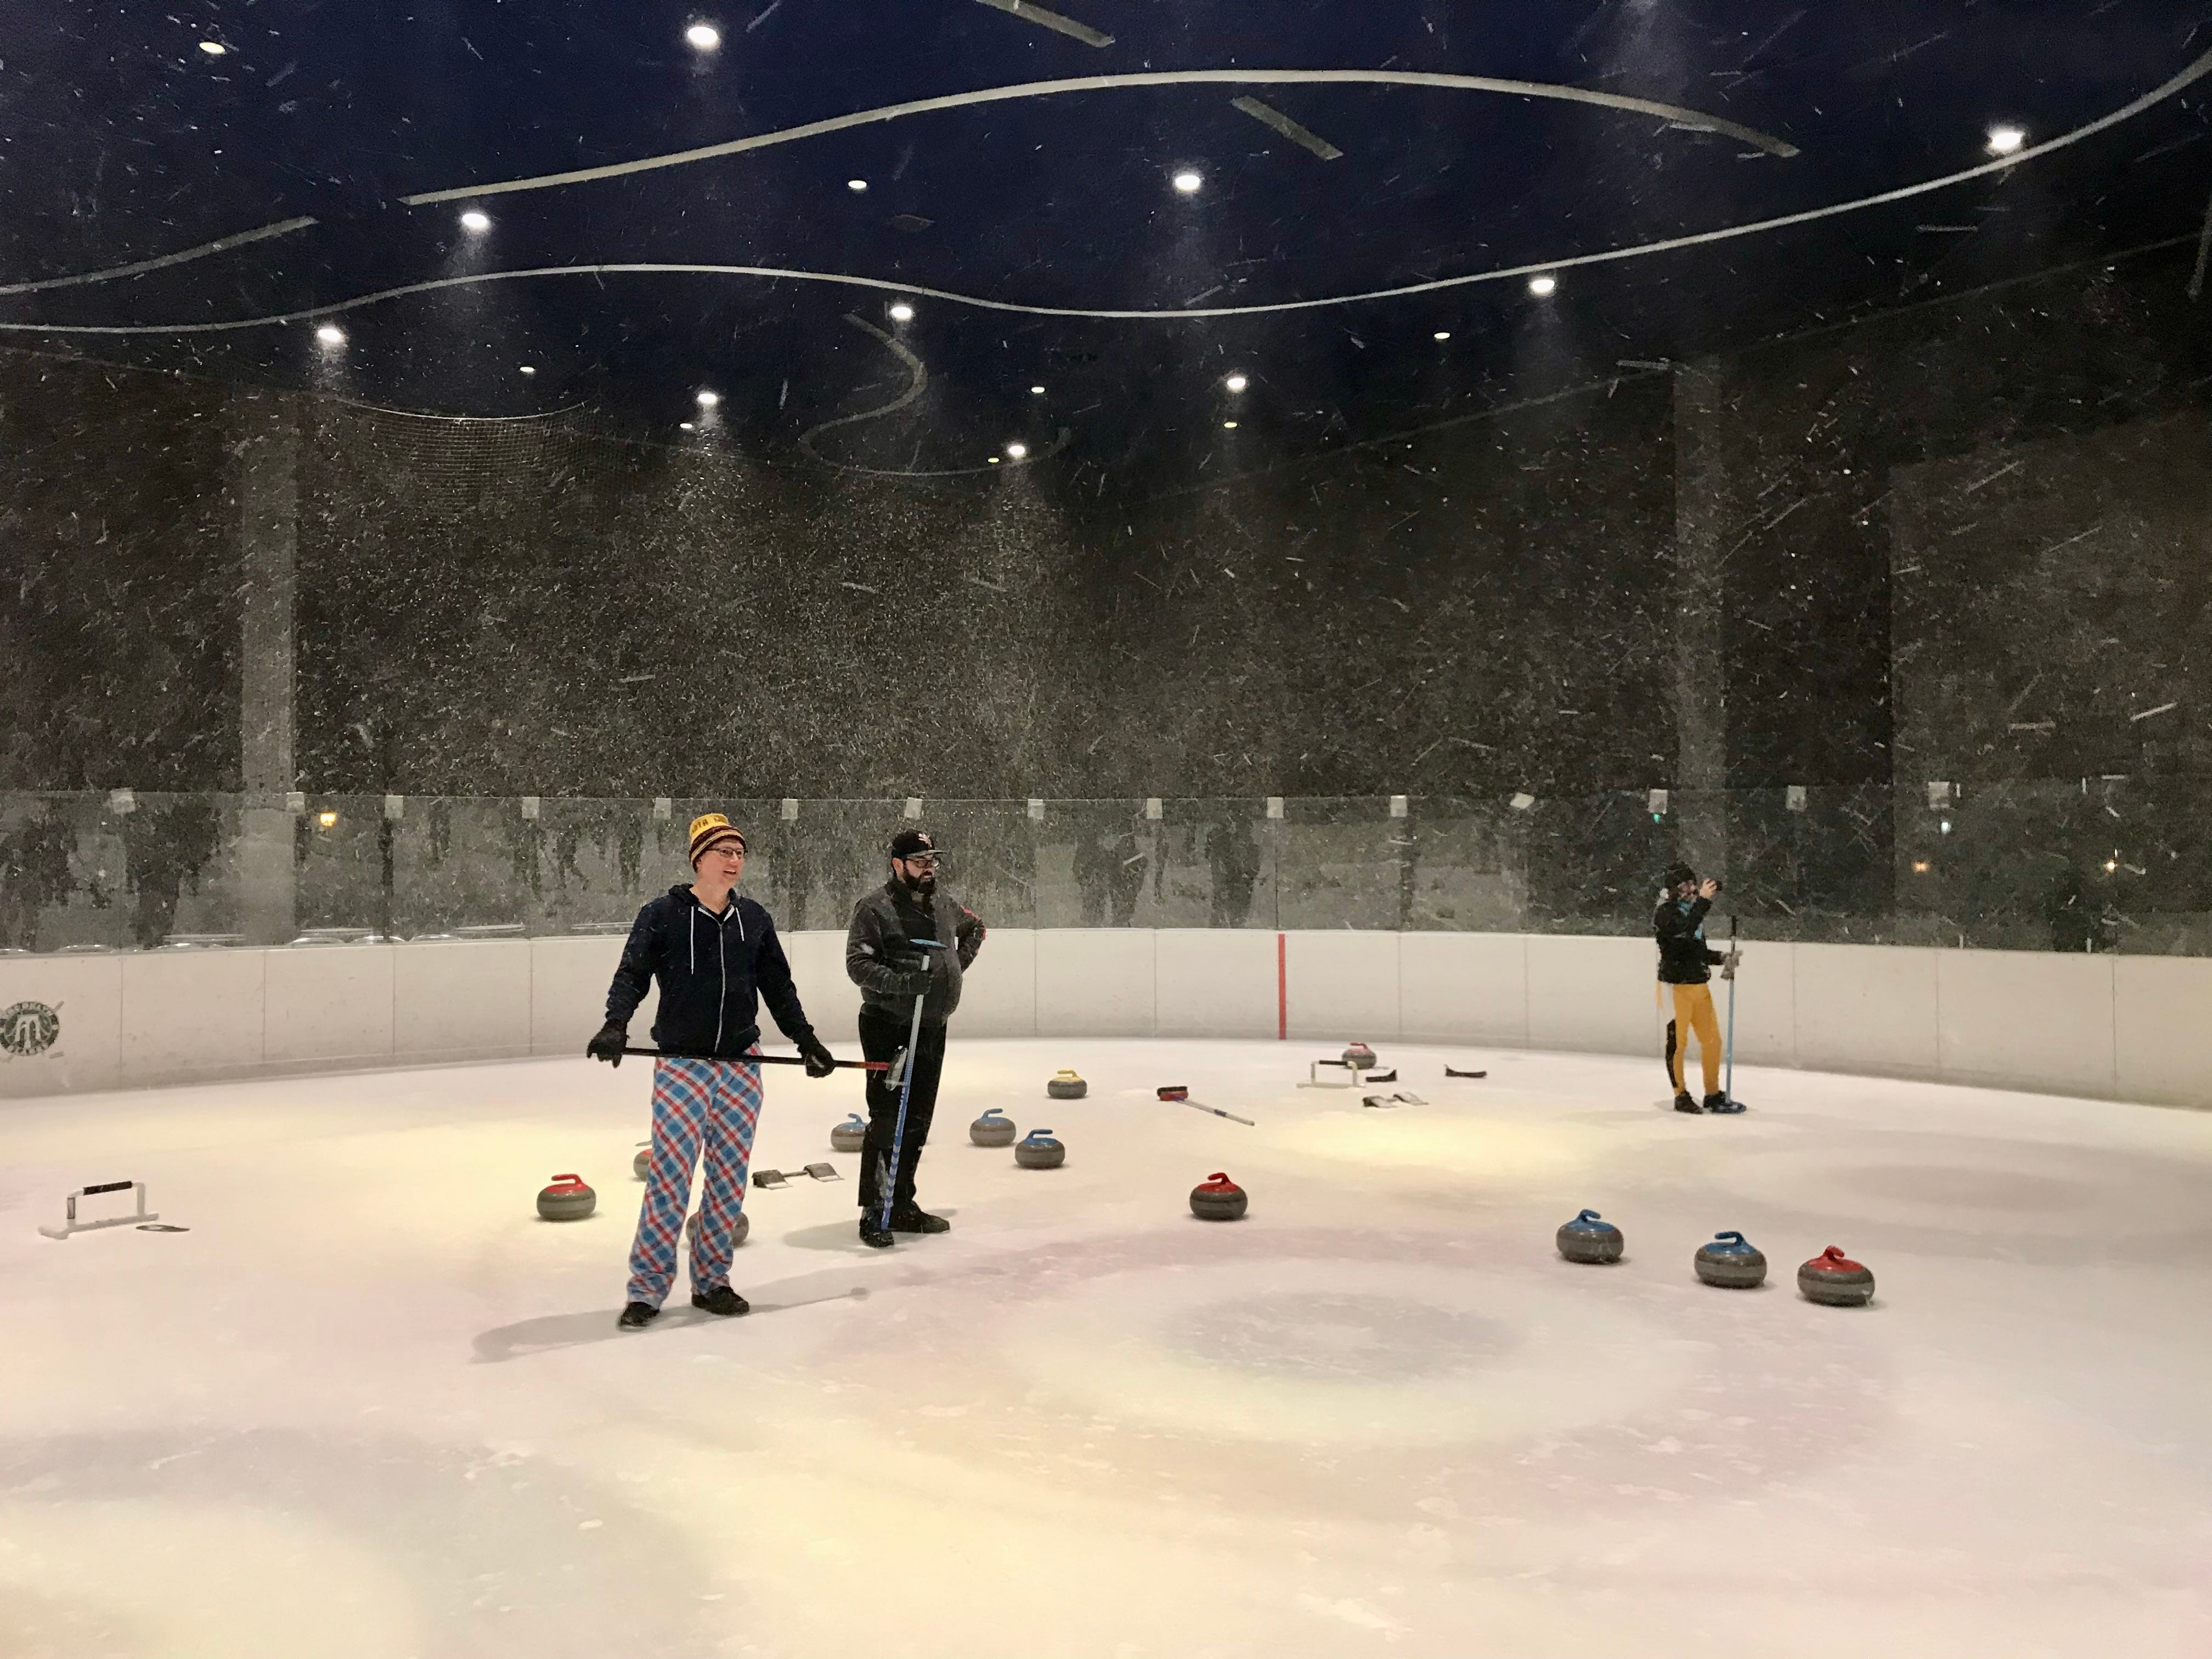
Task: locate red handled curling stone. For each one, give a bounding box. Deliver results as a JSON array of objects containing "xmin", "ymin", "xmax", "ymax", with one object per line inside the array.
[
  {"xmin": 1694, "ymin": 1229, "xmax": 1767, "ymax": 1289},
  {"xmin": 1190, "ymin": 1172, "xmax": 1248, "ymax": 1222},
  {"xmin": 970, "ymin": 1108, "xmax": 1017, "ymax": 1147},
  {"xmin": 1015, "ymin": 1128, "xmax": 1066, "ymax": 1169},
  {"xmin": 633, "ymin": 1144, "xmax": 652, "ymax": 1181},
  {"xmin": 537, "ymin": 1173, "xmax": 596, "ymax": 1222},
  {"xmin": 1798, "ymin": 1245, "xmax": 1874, "ymax": 1306},
  {"xmin": 1556, "ymin": 1208, "xmax": 1624, "ymax": 1264},
  {"xmin": 1342, "ymin": 1041, "xmax": 1378, "ymax": 1070},
  {"xmin": 831, "ymin": 1113, "xmax": 866, "ymax": 1153}
]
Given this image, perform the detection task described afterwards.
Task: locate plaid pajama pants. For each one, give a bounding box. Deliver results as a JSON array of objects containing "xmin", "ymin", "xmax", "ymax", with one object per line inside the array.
[{"xmin": 625, "ymin": 1051, "xmax": 762, "ymax": 1308}]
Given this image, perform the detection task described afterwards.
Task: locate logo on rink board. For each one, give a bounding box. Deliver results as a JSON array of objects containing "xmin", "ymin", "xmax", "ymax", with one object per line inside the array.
[{"xmin": 0, "ymin": 1001, "xmax": 60, "ymax": 1058}]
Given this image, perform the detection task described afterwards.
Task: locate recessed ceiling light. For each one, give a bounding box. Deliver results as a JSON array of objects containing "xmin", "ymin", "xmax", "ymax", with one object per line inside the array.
[
  {"xmin": 988, "ymin": 456, "xmax": 1001, "ymax": 464},
  {"xmin": 198, "ymin": 41, "xmax": 227, "ymax": 55},
  {"xmin": 459, "ymin": 210, "xmax": 491, "ymax": 233},
  {"xmin": 1029, "ymin": 385, "xmax": 1046, "ymax": 395},
  {"xmin": 1986, "ymin": 125, "xmax": 2026, "ymax": 155},
  {"xmin": 1006, "ymin": 442, "xmax": 1028, "ymax": 459},
  {"xmin": 696, "ymin": 390, "xmax": 720, "ymax": 407},
  {"xmin": 314, "ymin": 324, "xmax": 346, "ymax": 346},
  {"xmin": 888, "ymin": 302, "xmax": 915, "ymax": 321},
  {"xmin": 680, "ymin": 421, "xmax": 697, "ymax": 431},
  {"xmin": 685, "ymin": 23, "xmax": 721, "ymax": 50},
  {"xmin": 518, "ymin": 365, "xmax": 536, "ymax": 375},
  {"xmin": 1528, "ymin": 274, "xmax": 1558, "ymax": 296},
  {"xmin": 1222, "ymin": 420, "xmax": 1238, "ymax": 430},
  {"xmin": 847, "ymin": 179, "xmax": 868, "ymax": 193},
  {"xmin": 1432, "ymin": 331, "xmax": 1452, "ymax": 342},
  {"xmin": 1171, "ymin": 170, "xmax": 1203, "ymax": 194},
  {"xmin": 1224, "ymin": 374, "xmax": 1248, "ymax": 393}
]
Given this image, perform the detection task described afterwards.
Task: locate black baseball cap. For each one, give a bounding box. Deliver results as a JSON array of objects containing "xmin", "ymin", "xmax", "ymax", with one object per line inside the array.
[{"xmin": 889, "ymin": 828, "xmax": 942, "ymax": 860}]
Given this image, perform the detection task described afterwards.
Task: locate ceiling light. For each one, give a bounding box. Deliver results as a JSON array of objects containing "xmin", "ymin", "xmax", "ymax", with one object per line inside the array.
[
  {"xmin": 1987, "ymin": 125, "xmax": 2026, "ymax": 155},
  {"xmin": 847, "ymin": 179, "xmax": 868, "ymax": 193},
  {"xmin": 1171, "ymin": 170, "xmax": 1203, "ymax": 194},
  {"xmin": 1224, "ymin": 374, "xmax": 1248, "ymax": 393},
  {"xmin": 696, "ymin": 390, "xmax": 720, "ymax": 407},
  {"xmin": 518, "ymin": 365, "xmax": 536, "ymax": 375},
  {"xmin": 1222, "ymin": 420, "xmax": 1238, "ymax": 430},
  {"xmin": 317, "ymin": 810, "xmax": 339, "ymax": 828},
  {"xmin": 1432, "ymin": 331, "xmax": 1451, "ymax": 342},
  {"xmin": 1030, "ymin": 385, "xmax": 1046, "ymax": 395},
  {"xmin": 314, "ymin": 324, "xmax": 346, "ymax": 346},
  {"xmin": 459, "ymin": 210, "xmax": 491, "ymax": 233},
  {"xmin": 1006, "ymin": 442, "xmax": 1028, "ymax": 459},
  {"xmin": 1528, "ymin": 274, "xmax": 1558, "ymax": 296},
  {"xmin": 680, "ymin": 421, "xmax": 697, "ymax": 431},
  {"xmin": 198, "ymin": 41, "xmax": 227, "ymax": 55},
  {"xmin": 888, "ymin": 302, "xmax": 915, "ymax": 321},
  {"xmin": 685, "ymin": 23, "xmax": 721, "ymax": 50},
  {"xmin": 988, "ymin": 456, "xmax": 1001, "ymax": 464}
]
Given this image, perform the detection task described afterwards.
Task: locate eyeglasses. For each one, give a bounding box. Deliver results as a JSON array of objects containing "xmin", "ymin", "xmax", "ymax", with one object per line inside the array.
[
  {"xmin": 900, "ymin": 854, "xmax": 940, "ymax": 870},
  {"xmin": 705, "ymin": 843, "xmax": 747, "ymax": 859}
]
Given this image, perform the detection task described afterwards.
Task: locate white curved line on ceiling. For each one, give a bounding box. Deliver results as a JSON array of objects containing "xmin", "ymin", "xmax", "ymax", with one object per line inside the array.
[
  {"xmin": 400, "ymin": 67, "xmax": 1800, "ymax": 207},
  {"xmin": 0, "ymin": 217, "xmax": 319, "ymax": 297},
  {"xmin": 799, "ymin": 312, "xmax": 1071, "ymax": 474},
  {"xmin": 3, "ymin": 45, "xmax": 2202, "ymax": 336}
]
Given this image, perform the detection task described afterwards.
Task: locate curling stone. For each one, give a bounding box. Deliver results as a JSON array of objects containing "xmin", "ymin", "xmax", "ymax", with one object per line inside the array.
[
  {"xmin": 1694, "ymin": 1229, "xmax": 1768, "ymax": 1289},
  {"xmin": 1014, "ymin": 1128, "xmax": 1065, "ymax": 1169},
  {"xmin": 685, "ymin": 1208, "xmax": 749, "ymax": 1249},
  {"xmin": 1556, "ymin": 1208, "xmax": 1624, "ymax": 1264},
  {"xmin": 831, "ymin": 1113, "xmax": 867, "ymax": 1153},
  {"xmin": 1190, "ymin": 1171, "xmax": 1248, "ymax": 1222},
  {"xmin": 1798, "ymin": 1245, "xmax": 1874, "ymax": 1307},
  {"xmin": 633, "ymin": 1144, "xmax": 652, "ymax": 1181},
  {"xmin": 537, "ymin": 1173, "xmax": 596, "ymax": 1222},
  {"xmin": 1342, "ymin": 1041, "xmax": 1378, "ymax": 1070},
  {"xmin": 1047, "ymin": 1069, "xmax": 1088, "ymax": 1100},
  {"xmin": 970, "ymin": 1108, "xmax": 1017, "ymax": 1147}
]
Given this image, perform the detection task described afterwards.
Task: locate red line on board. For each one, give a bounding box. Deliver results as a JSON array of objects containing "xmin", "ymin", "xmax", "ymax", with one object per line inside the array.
[{"xmin": 1277, "ymin": 932, "xmax": 1288, "ymax": 1040}]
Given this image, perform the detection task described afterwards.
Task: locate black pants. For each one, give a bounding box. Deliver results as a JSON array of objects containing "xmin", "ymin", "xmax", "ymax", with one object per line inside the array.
[{"xmin": 857, "ymin": 1007, "xmax": 946, "ymax": 1216}]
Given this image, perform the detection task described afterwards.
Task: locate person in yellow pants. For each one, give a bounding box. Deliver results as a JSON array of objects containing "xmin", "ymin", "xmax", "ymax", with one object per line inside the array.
[{"xmin": 1655, "ymin": 863, "xmax": 1742, "ymax": 1113}]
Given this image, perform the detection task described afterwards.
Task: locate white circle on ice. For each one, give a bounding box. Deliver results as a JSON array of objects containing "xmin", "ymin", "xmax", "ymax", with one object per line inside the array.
[{"xmin": 994, "ymin": 1256, "xmax": 1696, "ymax": 1448}]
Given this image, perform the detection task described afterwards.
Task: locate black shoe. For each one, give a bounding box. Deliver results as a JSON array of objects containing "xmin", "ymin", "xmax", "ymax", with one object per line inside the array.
[
  {"xmin": 858, "ymin": 1220, "xmax": 896, "ymax": 1249},
  {"xmin": 888, "ymin": 1206, "xmax": 950, "ymax": 1234},
  {"xmin": 690, "ymin": 1285, "xmax": 750, "ymax": 1317},
  {"xmin": 617, "ymin": 1301, "xmax": 659, "ymax": 1330},
  {"xmin": 1703, "ymin": 1092, "xmax": 1747, "ymax": 1115},
  {"xmin": 1673, "ymin": 1092, "xmax": 1702, "ymax": 1114}
]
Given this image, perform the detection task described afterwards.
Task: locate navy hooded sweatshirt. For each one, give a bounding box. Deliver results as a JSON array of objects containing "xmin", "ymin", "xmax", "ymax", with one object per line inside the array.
[{"xmin": 605, "ymin": 884, "xmax": 816, "ymax": 1057}]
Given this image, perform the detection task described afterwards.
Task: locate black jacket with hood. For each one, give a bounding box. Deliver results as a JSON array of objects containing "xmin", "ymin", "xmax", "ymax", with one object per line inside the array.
[
  {"xmin": 605, "ymin": 885, "xmax": 815, "ymax": 1057},
  {"xmin": 845, "ymin": 880, "xmax": 986, "ymax": 1026},
  {"xmin": 1654, "ymin": 895, "xmax": 1727, "ymax": 985}
]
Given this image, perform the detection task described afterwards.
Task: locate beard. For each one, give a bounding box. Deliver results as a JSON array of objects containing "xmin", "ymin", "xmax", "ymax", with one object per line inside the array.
[{"xmin": 901, "ymin": 870, "xmax": 936, "ymax": 896}]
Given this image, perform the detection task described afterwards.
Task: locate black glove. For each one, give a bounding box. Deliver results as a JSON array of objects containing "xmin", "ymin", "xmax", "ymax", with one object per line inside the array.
[
  {"xmin": 800, "ymin": 1033, "xmax": 837, "ymax": 1077},
  {"xmin": 879, "ymin": 941, "xmax": 927, "ymax": 973},
  {"xmin": 588, "ymin": 1020, "xmax": 628, "ymax": 1066}
]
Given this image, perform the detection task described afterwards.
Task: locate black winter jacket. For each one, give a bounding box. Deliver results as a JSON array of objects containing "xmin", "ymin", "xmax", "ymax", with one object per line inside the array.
[
  {"xmin": 605, "ymin": 885, "xmax": 816, "ymax": 1056},
  {"xmin": 1654, "ymin": 895, "xmax": 1728, "ymax": 985},
  {"xmin": 846, "ymin": 881, "xmax": 986, "ymax": 1026}
]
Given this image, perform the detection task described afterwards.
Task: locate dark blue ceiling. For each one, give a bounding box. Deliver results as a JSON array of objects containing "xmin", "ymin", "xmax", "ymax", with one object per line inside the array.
[{"xmin": 3, "ymin": 1, "xmax": 2209, "ymax": 490}]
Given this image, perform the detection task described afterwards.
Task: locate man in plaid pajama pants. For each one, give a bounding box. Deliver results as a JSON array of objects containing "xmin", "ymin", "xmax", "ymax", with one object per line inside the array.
[{"xmin": 590, "ymin": 814, "xmax": 838, "ymax": 1330}]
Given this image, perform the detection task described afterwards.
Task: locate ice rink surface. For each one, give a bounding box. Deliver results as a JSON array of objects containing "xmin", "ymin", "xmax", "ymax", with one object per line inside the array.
[{"xmin": 3, "ymin": 1037, "xmax": 2209, "ymax": 1659}]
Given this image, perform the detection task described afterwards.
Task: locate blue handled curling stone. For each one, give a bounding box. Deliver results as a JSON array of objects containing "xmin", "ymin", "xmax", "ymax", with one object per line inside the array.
[
  {"xmin": 970, "ymin": 1108, "xmax": 1017, "ymax": 1147},
  {"xmin": 1556, "ymin": 1208, "xmax": 1624, "ymax": 1264},
  {"xmin": 831, "ymin": 1113, "xmax": 866, "ymax": 1153},
  {"xmin": 1694, "ymin": 1229, "xmax": 1768, "ymax": 1289},
  {"xmin": 537, "ymin": 1173, "xmax": 596, "ymax": 1222},
  {"xmin": 1015, "ymin": 1127, "xmax": 1066, "ymax": 1169}
]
